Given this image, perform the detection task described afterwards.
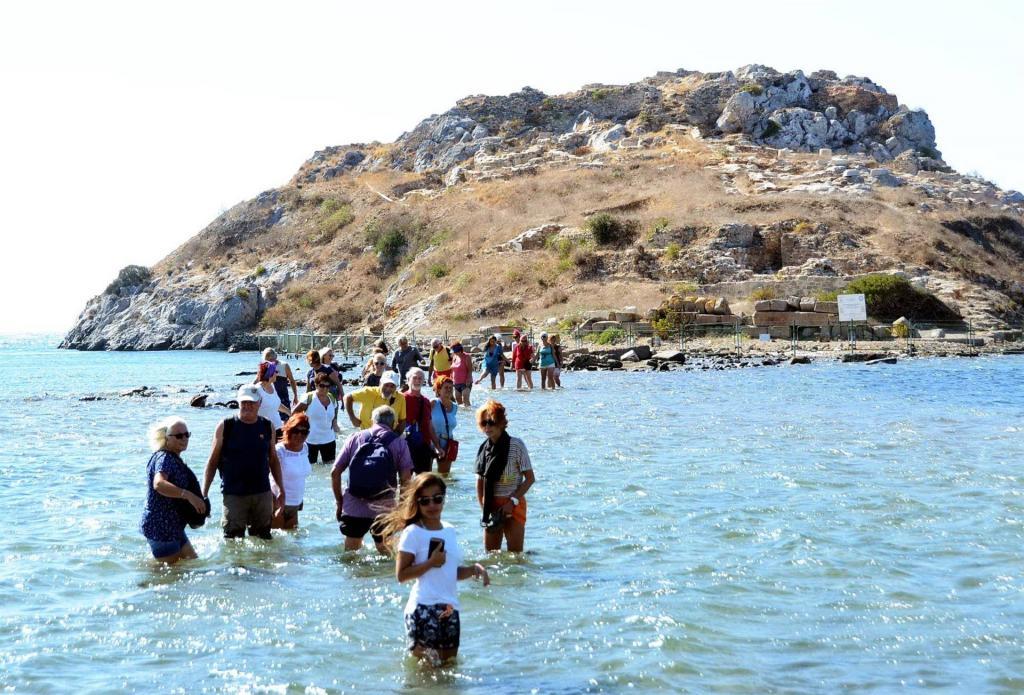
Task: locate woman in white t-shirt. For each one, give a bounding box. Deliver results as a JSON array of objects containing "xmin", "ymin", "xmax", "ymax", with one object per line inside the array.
[
  {"xmin": 270, "ymin": 413, "xmax": 312, "ymax": 529},
  {"xmin": 291, "ymin": 372, "xmax": 340, "ymax": 464},
  {"xmin": 377, "ymin": 472, "xmax": 490, "ymax": 664}
]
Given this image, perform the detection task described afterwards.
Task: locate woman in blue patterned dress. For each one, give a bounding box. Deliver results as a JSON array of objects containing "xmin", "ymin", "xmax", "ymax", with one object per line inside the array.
[{"xmin": 140, "ymin": 416, "xmax": 207, "ymax": 563}]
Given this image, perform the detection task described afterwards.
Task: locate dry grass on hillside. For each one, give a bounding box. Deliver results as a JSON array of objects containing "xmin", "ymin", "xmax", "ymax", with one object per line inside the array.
[{"xmin": 160, "ymin": 135, "xmax": 1023, "ymax": 332}]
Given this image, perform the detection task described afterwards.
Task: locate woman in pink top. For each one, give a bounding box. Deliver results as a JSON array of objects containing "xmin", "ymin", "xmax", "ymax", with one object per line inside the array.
[
  {"xmin": 449, "ymin": 341, "xmax": 474, "ymax": 407},
  {"xmin": 512, "ymin": 334, "xmax": 534, "ymax": 390}
]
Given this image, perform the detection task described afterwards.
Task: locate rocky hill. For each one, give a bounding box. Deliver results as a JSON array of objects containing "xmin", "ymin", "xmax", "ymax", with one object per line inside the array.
[{"xmin": 61, "ymin": 65, "xmax": 1024, "ymax": 350}]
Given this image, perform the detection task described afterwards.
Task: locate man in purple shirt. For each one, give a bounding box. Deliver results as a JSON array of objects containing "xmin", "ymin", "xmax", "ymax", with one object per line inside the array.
[{"xmin": 331, "ymin": 405, "xmax": 413, "ymax": 553}]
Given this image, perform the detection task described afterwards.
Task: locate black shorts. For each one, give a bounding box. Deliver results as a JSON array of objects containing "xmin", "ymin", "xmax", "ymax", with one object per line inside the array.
[
  {"xmin": 307, "ymin": 441, "xmax": 337, "ymax": 464},
  {"xmin": 405, "ymin": 603, "xmax": 461, "ymax": 651},
  {"xmin": 339, "ymin": 514, "xmax": 384, "ymax": 543}
]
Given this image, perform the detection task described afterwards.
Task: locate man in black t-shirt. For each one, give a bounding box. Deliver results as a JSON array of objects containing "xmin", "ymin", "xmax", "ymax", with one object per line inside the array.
[{"xmin": 202, "ymin": 385, "xmax": 285, "ymax": 539}]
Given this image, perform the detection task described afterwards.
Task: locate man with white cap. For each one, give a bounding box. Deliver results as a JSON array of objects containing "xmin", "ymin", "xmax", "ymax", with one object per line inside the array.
[
  {"xmin": 202, "ymin": 385, "xmax": 285, "ymax": 539},
  {"xmin": 343, "ymin": 371, "xmax": 407, "ymax": 432}
]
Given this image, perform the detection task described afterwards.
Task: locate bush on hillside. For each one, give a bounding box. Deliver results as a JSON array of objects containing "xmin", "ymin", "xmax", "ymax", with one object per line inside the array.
[
  {"xmin": 104, "ymin": 265, "xmax": 152, "ymax": 295},
  {"xmin": 841, "ymin": 274, "xmax": 959, "ymax": 321},
  {"xmin": 584, "ymin": 213, "xmax": 637, "ymax": 246}
]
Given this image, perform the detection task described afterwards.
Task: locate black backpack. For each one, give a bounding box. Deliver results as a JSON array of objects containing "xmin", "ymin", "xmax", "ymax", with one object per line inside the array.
[{"xmin": 348, "ymin": 429, "xmax": 399, "ymax": 499}]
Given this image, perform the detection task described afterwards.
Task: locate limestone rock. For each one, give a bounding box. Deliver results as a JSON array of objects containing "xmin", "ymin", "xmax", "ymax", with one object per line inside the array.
[
  {"xmin": 500, "ymin": 224, "xmax": 563, "ymax": 252},
  {"xmin": 589, "ymin": 124, "xmax": 627, "ymax": 152},
  {"xmin": 652, "ymin": 349, "xmax": 686, "ymax": 363}
]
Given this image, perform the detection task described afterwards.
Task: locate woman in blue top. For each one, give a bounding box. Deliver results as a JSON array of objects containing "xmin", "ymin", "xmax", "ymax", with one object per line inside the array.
[
  {"xmin": 475, "ymin": 334, "xmax": 506, "ymax": 390},
  {"xmin": 430, "ymin": 376, "xmax": 459, "ymax": 475},
  {"xmin": 140, "ymin": 416, "xmax": 207, "ymax": 564},
  {"xmin": 538, "ymin": 332, "xmax": 556, "ymax": 390}
]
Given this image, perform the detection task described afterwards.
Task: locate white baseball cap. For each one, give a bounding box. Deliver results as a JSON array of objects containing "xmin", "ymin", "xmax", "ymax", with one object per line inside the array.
[
  {"xmin": 237, "ymin": 384, "xmax": 262, "ymax": 403},
  {"xmin": 381, "ymin": 371, "xmax": 400, "ymax": 388}
]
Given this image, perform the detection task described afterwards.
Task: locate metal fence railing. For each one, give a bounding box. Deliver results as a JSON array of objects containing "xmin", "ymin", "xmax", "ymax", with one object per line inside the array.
[{"xmin": 566, "ymin": 315, "xmax": 1024, "ymax": 358}]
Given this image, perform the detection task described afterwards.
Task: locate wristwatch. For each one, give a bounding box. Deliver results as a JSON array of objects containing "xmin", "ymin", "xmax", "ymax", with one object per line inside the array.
[{"xmin": 509, "ymin": 497, "xmax": 519, "ymax": 507}]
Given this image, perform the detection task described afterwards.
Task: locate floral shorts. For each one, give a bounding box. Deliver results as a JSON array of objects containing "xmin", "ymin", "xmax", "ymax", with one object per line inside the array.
[{"xmin": 405, "ymin": 603, "xmax": 461, "ymax": 651}]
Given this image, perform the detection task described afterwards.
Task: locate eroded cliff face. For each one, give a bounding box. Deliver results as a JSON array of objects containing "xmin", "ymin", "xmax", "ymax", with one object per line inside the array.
[{"xmin": 62, "ymin": 64, "xmax": 1024, "ymax": 350}]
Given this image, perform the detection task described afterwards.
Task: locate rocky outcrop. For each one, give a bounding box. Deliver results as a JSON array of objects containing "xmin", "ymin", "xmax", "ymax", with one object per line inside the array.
[{"xmin": 60, "ymin": 259, "xmax": 309, "ymax": 350}]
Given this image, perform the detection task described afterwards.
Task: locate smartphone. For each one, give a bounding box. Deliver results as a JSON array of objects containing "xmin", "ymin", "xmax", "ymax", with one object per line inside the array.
[{"xmin": 428, "ymin": 537, "xmax": 445, "ymax": 556}]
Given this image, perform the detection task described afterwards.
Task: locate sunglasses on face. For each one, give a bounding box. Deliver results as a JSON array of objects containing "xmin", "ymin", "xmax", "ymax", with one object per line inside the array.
[
  {"xmin": 288, "ymin": 429, "xmax": 310, "ymax": 436},
  {"xmin": 416, "ymin": 493, "xmax": 446, "ymax": 506},
  {"xmin": 316, "ymin": 383, "xmax": 329, "ymax": 388},
  {"xmin": 168, "ymin": 432, "xmax": 191, "ymax": 439},
  {"xmin": 480, "ymin": 419, "xmax": 498, "ymax": 427}
]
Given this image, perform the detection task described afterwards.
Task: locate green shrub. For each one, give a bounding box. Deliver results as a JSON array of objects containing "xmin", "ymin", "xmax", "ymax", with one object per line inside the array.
[
  {"xmin": 452, "ymin": 272, "xmax": 472, "ymax": 290},
  {"xmin": 749, "ymin": 286, "xmax": 777, "ymax": 301},
  {"xmin": 594, "ymin": 327, "xmax": 625, "ymax": 345},
  {"xmin": 674, "ymin": 281, "xmax": 699, "ymax": 294},
  {"xmin": 739, "ymin": 83, "xmax": 764, "ymax": 96},
  {"xmin": 297, "ymin": 293, "xmax": 314, "ymax": 310},
  {"xmin": 652, "ymin": 317, "xmax": 674, "ymax": 339},
  {"xmin": 584, "ymin": 213, "xmax": 635, "ymax": 246},
  {"xmin": 792, "ymin": 221, "xmax": 813, "ymax": 234},
  {"xmin": 375, "ymin": 228, "xmax": 407, "ymax": 261},
  {"xmin": 647, "ymin": 216, "xmax": 671, "ymax": 239},
  {"xmin": 892, "ymin": 321, "xmax": 910, "ymax": 339},
  {"xmin": 319, "ymin": 198, "xmax": 348, "ymax": 215},
  {"xmin": 254, "ymin": 265, "xmax": 267, "ymax": 276},
  {"xmin": 762, "ymin": 119, "xmax": 781, "ymax": 138},
  {"xmin": 815, "ymin": 290, "xmax": 838, "ymax": 302},
  {"xmin": 664, "ymin": 242, "xmax": 681, "ymax": 261},
  {"xmin": 590, "ymin": 87, "xmax": 612, "ymax": 101},
  {"xmin": 546, "ymin": 235, "xmax": 575, "ymax": 259},
  {"xmin": 841, "ymin": 274, "xmax": 958, "ymax": 321},
  {"xmin": 104, "ymin": 265, "xmax": 152, "ymax": 294},
  {"xmin": 917, "ymin": 145, "xmax": 940, "ymax": 159},
  {"xmin": 428, "ymin": 262, "xmax": 449, "ymax": 279},
  {"xmin": 321, "ymin": 205, "xmax": 354, "ymax": 232},
  {"xmin": 235, "ymin": 287, "xmax": 250, "ymax": 299}
]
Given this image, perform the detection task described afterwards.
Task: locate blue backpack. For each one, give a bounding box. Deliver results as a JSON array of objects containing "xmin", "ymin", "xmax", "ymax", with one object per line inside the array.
[{"xmin": 347, "ymin": 430, "xmax": 399, "ymax": 500}]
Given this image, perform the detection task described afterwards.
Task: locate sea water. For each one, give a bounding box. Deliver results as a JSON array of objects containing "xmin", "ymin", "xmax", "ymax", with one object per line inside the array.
[{"xmin": 1, "ymin": 334, "xmax": 1023, "ymax": 692}]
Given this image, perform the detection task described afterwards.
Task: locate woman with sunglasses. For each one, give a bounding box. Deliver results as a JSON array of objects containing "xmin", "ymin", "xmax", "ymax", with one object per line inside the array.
[
  {"xmin": 271, "ymin": 413, "xmax": 313, "ymax": 529},
  {"xmin": 257, "ymin": 361, "xmax": 291, "ymax": 435},
  {"xmin": 140, "ymin": 416, "xmax": 206, "ymax": 563},
  {"xmin": 362, "ymin": 353, "xmax": 388, "ymax": 387},
  {"xmin": 430, "ymin": 375, "xmax": 459, "ymax": 476},
  {"xmin": 377, "ymin": 472, "xmax": 490, "ymax": 664},
  {"xmin": 475, "ymin": 400, "xmax": 535, "ymax": 552},
  {"xmin": 292, "ymin": 372, "xmax": 340, "ymax": 464}
]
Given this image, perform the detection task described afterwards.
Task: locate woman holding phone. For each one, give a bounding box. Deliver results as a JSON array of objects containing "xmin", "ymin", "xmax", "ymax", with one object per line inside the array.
[{"xmin": 377, "ymin": 472, "xmax": 490, "ymax": 664}]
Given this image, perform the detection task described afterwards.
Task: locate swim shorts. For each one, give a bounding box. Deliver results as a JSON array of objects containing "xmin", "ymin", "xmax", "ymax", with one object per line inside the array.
[
  {"xmin": 147, "ymin": 531, "xmax": 189, "ymax": 559},
  {"xmin": 405, "ymin": 603, "xmax": 461, "ymax": 651}
]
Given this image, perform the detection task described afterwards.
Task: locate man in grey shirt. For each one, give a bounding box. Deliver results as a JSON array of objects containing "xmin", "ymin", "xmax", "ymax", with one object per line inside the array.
[{"xmin": 390, "ymin": 336, "xmax": 423, "ymax": 385}]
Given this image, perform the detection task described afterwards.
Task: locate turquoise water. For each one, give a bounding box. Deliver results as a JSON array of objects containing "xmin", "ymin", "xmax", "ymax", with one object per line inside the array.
[{"xmin": 2, "ymin": 334, "xmax": 1024, "ymax": 692}]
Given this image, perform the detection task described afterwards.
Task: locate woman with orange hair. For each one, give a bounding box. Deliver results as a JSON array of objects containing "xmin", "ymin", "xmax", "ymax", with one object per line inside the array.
[
  {"xmin": 271, "ymin": 413, "xmax": 313, "ymax": 529},
  {"xmin": 474, "ymin": 400, "xmax": 535, "ymax": 552},
  {"xmin": 430, "ymin": 375, "xmax": 459, "ymax": 475}
]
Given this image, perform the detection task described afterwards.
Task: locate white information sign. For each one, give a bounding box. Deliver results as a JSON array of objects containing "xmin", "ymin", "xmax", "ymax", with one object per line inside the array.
[{"xmin": 837, "ymin": 293, "xmax": 867, "ymax": 322}]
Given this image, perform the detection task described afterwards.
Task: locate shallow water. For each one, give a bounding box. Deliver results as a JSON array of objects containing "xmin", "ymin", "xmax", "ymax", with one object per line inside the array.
[{"xmin": 2, "ymin": 335, "xmax": 1024, "ymax": 692}]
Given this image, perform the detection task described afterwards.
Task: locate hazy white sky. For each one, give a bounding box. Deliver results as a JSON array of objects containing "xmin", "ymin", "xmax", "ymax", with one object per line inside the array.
[{"xmin": 1, "ymin": 0, "xmax": 1021, "ymax": 333}]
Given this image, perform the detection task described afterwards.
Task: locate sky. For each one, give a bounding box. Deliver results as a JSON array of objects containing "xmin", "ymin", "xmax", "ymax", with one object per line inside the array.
[{"xmin": 1, "ymin": 0, "xmax": 1021, "ymax": 334}]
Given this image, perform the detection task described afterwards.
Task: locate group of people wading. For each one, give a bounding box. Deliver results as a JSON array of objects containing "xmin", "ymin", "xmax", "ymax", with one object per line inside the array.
[{"xmin": 139, "ymin": 341, "xmax": 538, "ymax": 663}]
